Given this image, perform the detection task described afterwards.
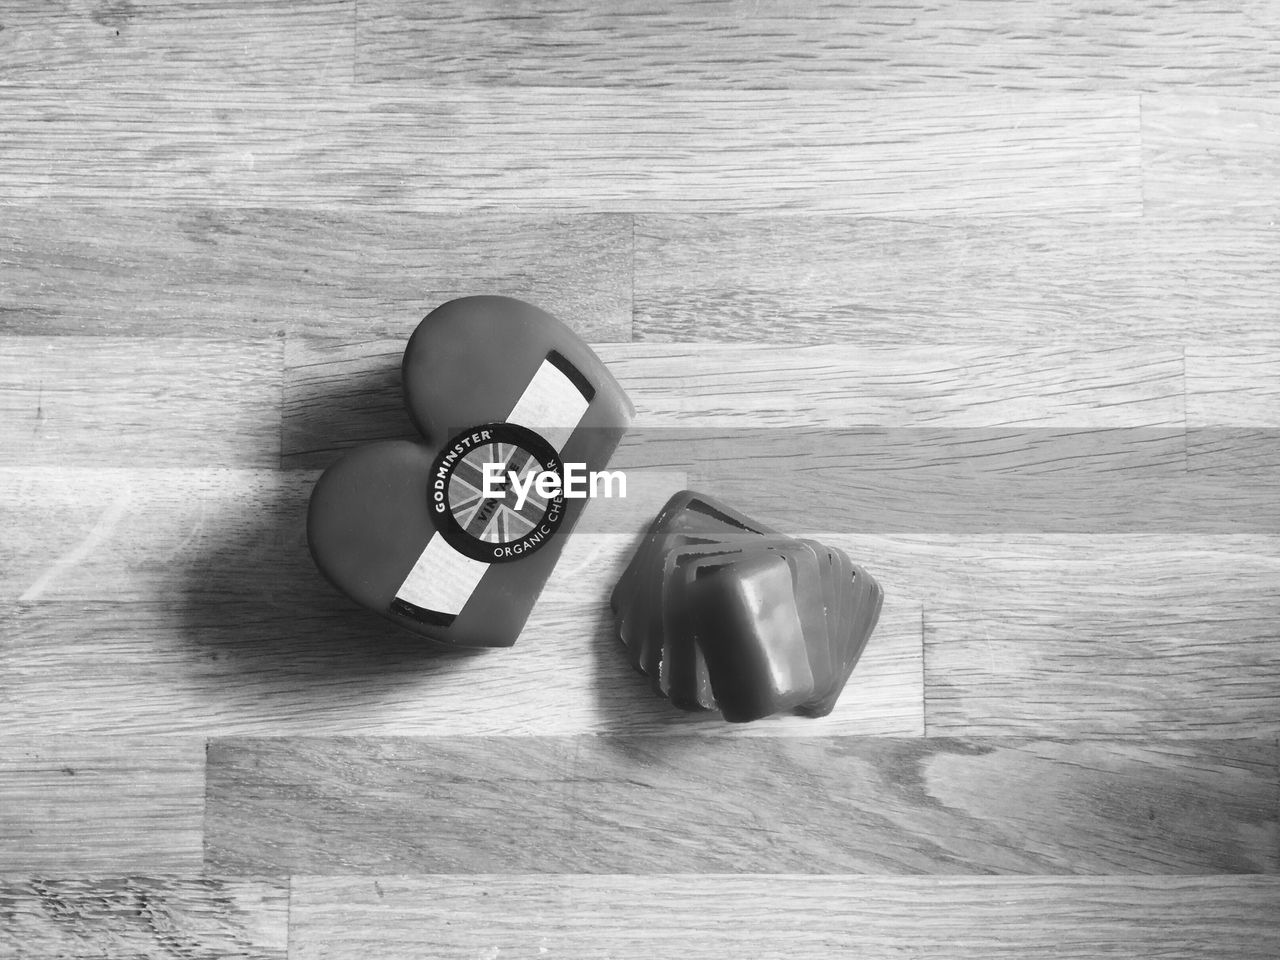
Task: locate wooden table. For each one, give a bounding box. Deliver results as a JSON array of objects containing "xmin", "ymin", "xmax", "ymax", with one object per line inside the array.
[{"xmin": 2, "ymin": 3, "xmax": 1278, "ymax": 957}]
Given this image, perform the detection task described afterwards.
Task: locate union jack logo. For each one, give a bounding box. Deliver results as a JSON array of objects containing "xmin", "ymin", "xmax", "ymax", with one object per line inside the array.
[{"xmin": 447, "ymin": 442, "xmax": 554, "ymax": 544}]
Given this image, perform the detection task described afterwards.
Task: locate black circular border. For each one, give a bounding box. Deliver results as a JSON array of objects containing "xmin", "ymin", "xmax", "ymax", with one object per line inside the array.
[{"xmin": 429, "ymin": 422, "xmax": 566, "ymax": 564}]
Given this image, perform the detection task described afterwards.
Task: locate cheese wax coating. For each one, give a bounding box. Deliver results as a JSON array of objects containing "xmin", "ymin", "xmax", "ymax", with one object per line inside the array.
[
  {"xmin": 308, "ymin": 296, "xmax": 633, "ymax": 648},
  {"xmin": 613, "ymin": 490, "xmax": 884, "ymax": 722}
]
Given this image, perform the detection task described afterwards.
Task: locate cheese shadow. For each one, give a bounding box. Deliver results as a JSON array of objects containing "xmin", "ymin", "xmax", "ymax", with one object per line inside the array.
[
  {"xmin": 573, "ymin": 525, "xmax": 737, "ymax": 734},
  {"xmin": 178, "ymin": 356, "xmax": 482, "ymax": 721}
]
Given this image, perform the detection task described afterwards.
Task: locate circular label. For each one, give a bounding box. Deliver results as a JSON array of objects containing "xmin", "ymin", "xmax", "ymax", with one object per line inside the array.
[{"xmin": 428, "ymin": 422, "xmax": 566, "ymax": 563}]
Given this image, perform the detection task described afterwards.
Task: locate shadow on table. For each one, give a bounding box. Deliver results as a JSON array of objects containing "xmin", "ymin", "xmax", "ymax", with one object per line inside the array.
[
  {"xmin": 177, "ymin": 355, "xmax": 481, "ymax": 722},
  {"xmin": 578, "ymin": 524, "xmax": 747, "ymax": 736}
]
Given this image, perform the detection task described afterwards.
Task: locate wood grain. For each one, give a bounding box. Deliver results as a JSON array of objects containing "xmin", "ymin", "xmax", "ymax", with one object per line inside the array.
[
  {"xmin": 609, "ymin": 343, "xmax": 1185, "ymax": 426},
  {"xmin": 1190, "ymin": 349, "xmax": 1280, "ymax": 424},
  {"xmin": 0, "ymin": 466, "xmax": 688, "ymax": 602},
  {"xmin": 0, "ymin": 468, "xmax": 311, "ymax": 603},
  {"xmin": 729, "ymin": 470, "xmax": 1280, "ymax": 534},
  {"xmin": 632, "ymin": 215, "xmax": 1280, "ymax": 342},
  {"xmin": 0, "ymin": 337, "xmax": 282, "ymax": 468},
  {"xmin": 0, "ymin": 594, "xmax": 922, "ymax": 737},
  {"xmin": 283, "ymin": 339, "xmax": 416, "ymax": 466},
  {"xmin": 1143, "ymin": 95, "xmax": 1280, "ymax": 217},
  {"xmin": 290, "ymin": 875, "xmax": 1280, "ymax": 960},
  {"xmin": 0, "ymin": 466, "xmax": 918, "ymax": 736},
  {"xmin": 3, "ymin": 464, "xmax": 1273, "ymax": 737},
  {"xmin": 604, "ymin": 342, "xmax": 1266, "ymax": 531},
  {"xmin": 0, "ymin": 311, "xmax": 1214, "ymax": 598},
  {"xmin": 0, "ymin": 207, "xmax": 631, "ymax": 340},
  {"xmin": 284, "ymin": 338, "xmax": 1184, "ymax": 461},
  {"xmin": 0, "ymin": 876, "xmax": 287, "ymax": 960},
  {"xmin": 356, "ymin": 0, "xmax": 1280, "ymax": 93},
  {"xmin": 614, "ymin": 428, "xmax": 1280, "ymax": 534},
  {"xmin": 0, "ymin": 87, "xmax": 1140, "ymax": 215},
  {"xmin": 204, "ymin": 736, "xmax": 1279, "ymax": 875},
  {"xmin": 0, "ymin": 0, "xmax": 353, "ymax": 85},
  {"xmin": 1187, "ymin": 338, "xmax": 1280, "ymax": 476},
  {"xmin": 281, "ymin": 339, "xmax": 1280, "ymax": 533},
  {"xmin": 850, "ymin": 532, "xmax": 1280, "ymax": 617},
  {"xmin": 916, "ymin": 534, "xmax": 1280, "ymax": 738},
  {"xmin": 0, "ymin": 739, "xmax": 204, "ymax": 872},
  {"xmin": 2, "ymin": 3, "xmax": 1277, "ymax": 957},
  {"xmin": 874, "ymin": 539, "xmax": 1276, "ymax": 743},
  {"xmin": 282, "ymin": 337, "xmax": 1219, "ymax": 531}
]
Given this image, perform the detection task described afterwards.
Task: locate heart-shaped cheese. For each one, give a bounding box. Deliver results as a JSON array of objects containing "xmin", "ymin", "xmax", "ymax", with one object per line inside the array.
[{"xmin": 307, "ymin": 296, "xmax": 634, "ymax": 648}]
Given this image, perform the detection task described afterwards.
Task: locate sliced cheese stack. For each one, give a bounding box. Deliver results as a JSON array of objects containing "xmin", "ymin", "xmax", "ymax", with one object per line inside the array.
[{"xmin": 611, "ymin": 491, "xmax": 883, "ymax": 722}]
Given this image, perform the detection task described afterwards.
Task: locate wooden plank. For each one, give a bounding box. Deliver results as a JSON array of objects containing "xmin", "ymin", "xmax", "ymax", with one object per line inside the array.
[
  {"xmin": 283, "ymin": 339, "xmax": 420, "ymax": 467},
  {"xmin": 0, "ymin": 0, "xmax": 353, "ymax": 85},
  {"xmin": 3, "ymin": 468, "xmax": 1273, "ymax": 737},
  {"xmin": 632, "ymin": 215, "xmax": 1280, "ymax": 342},
  {"xmin": 1186, "ymin": 342, "xmax": 1280, "ymax": 426},
  {"xmin": 0, "ymin": 594, "xmax": 921, "ymax": 737},
  {"xmin": 1143, "ymin": 96, "xmax": 1280, "ymax": 217},
  {"xmin": 0, "ymin": 87, "xmax": 1140, "ymax": 215},
  {"xmin": 357, "ymin": 0, "xmax": 1280, "ymax": 94},
  {"xmin": 285, "ymin": 339, "xmax": 1185, "ymax": 467},
  {"xmin": 0, "ymin": 207, "xmax": 631, "ymax": 340},
  {"xmin": 0, "ymin": 316, "xmax": 1240, "ymax": 599},
  {"xmin": 565, "ymin": 464, "xmax": 1241, "ymax": 531},
  {"xmin": 844, "ymin": 532, "xmax": 1280, "ymax": 619},
  {"xmin": 698, "ymin": 461, "xmax": 1280, "ymax": 533},
  {"xmin": 290, "ymin": 875, "xmax": 1280, "ymax": 960},
  {"xmin": 918, "ymin": 534, "xmax": 1280, "ymax": 738},
  {"xmin": 281, "ymin": 338, "xmax": 1279, "ymax": 534},
  {"xmin": 1187, "ymin": 339, "xmax": 1280, "ymax": 477},
  {"xmin": 611, "ymin": 426, "xmax": 1280, "ymax": 534},
  {"xmin": 609, "ymin": 342, "xmax": 1185, "ymax": 426},
  {"xmin": 277, "ymin": 339, "xmax": 1280, "ymax": 535},
  {"xmin": 204, "ymin": 736, "xmax": 1279, "ymax": 874},
  {"xmin": 0, "ymin": 460, "xmax": 920, "ymax": 736},
  {"xmin": 0, "ymin": 467, "xmax": 682, "ymax": 603},
  {"xmin": 0, "ymin": 468, "xmax": 310, "ymax": 604},
  {"xmin": 613, "ymin": 343, "xmax": 1262, "ymax": 533},
  {"xmin": 0, "ymin": 738, "xmax": 204, "ymax": 872},
  {"xmin": 0, "ymin": 876, "xmax": 287, "ymax": 959},
  {"xmin": 0, "ymin": 337, "xmax": 282, "ymax": 468},
  {"xmin": 1187, "ymin": 427, "xmax": 1280, "ymax": 479}
]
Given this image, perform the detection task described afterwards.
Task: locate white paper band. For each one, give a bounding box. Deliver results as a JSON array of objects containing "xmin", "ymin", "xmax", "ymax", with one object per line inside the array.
[
  {"xmin": 394, "ymin": 534, "xmax": 489, "ymax": 618},
  {"xmin": 506, "ymin": 357, "xmax": 592, "ymax": 452},
  {"xmin": 394, "ymin": 356, "xmax": 591, "ymax": 618}
]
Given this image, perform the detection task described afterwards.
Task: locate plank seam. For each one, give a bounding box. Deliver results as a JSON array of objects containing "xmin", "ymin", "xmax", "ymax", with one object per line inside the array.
[
  {"xmin": 352, "ymin": 0, "xmax": 360, "ymax": 82},
  {"xmin": 629, "ymin": 213, "xmax": 637, "ymax": 343},
  {"xmin": 1138, "ymin": 91, "xmax": 1148, "ymax": 217},
  {"xmin": 926, "ymin": 604, "xmax": 936, "ymax": 742},
  {"xmin": 287, "ymin": 869, "xmax": 296, "ymax": 960},
  {"xmin": 921, "ymin": 602, "xmax": 933, "ymax": 738},
  {"xmin": 1182, "ymin": 343, "xmax": 1189, "ymax": 475},
  {"xmin": 279, "ymin": 335, "xmax": 289, "ymax": 472}
]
